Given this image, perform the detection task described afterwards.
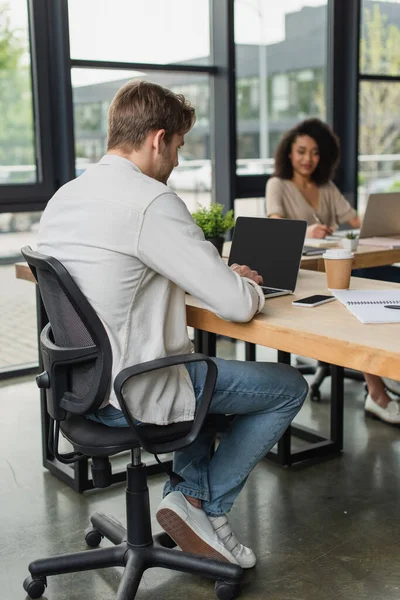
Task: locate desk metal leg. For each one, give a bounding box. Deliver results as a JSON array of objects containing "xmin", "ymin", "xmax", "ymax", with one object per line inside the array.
[
  {"xmin": 266, "ymin": 351, "xmax": 292, "ymax": 465},
  {"xmin": 199, "ymin": 336, "xmax": 345, "ymax": 467},
  {"xmin": 203, "ymin": 332, "xmax": 217, "ymax": 357},
  {"xmin": 194, "ymin": 329, "xmax": 203, "ymax": 353},
  {"xmin": 195, "ymin": 331, "xmax": 217, "ymax": 357},
  {"xmin": 245, "ymin": 342, "xmax": 256, "ymax": 362},
  {"xmin": 266, "ymin": 350, "xmax": 343, "ymax": 466},
  {"xmin": 331, "ymin": 365, "xmax": 344, "ymax": 451}
]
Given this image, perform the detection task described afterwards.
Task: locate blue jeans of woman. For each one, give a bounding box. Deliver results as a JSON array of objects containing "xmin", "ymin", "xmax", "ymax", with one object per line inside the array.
[
  {"xmin": 352, "ymin": 265, "xmax": 400, "ymax": 282},
  {"xmin": 87, "ymin": 358, "xmax": 308, "ymax": 516}
]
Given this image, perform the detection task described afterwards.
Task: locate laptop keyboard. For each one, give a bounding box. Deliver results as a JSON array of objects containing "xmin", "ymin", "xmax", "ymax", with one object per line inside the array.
[{"xmin": 261, "ymin": 287, "xmax": 281, "ymax": 296}]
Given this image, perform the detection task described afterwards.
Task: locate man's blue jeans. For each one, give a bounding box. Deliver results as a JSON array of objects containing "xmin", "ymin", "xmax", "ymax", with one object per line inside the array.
[{"xmin": 88, "ymin": 357, "xmax": 308, "ymax": 516}]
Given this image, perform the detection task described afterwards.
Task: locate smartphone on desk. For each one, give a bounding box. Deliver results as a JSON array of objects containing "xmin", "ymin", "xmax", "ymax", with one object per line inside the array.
[{"xmin": 292, "ymin": 294, "xmax": 336, "ymax": 308}]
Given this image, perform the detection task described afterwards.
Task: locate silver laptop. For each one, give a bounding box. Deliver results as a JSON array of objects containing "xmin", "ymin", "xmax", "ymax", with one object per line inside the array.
[
  {"xmin": 359, "ymin": 192, "xmax": 400, "ymax": 239},
  {"xmin": 228, "ymin": 217, "xmax": 307, "ymax": 298},
  {"xmin": 330, "ymin": 192, "xmax": 400, "ymax": 241}
]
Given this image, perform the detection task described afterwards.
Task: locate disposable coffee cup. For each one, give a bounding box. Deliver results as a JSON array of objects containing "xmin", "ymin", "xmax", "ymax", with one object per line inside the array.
[{"xmin": 322, "ymin": 248, "xmax": 354, "ymax": 289}]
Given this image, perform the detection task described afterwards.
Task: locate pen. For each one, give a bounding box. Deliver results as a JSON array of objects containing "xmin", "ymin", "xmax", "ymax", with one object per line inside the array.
[
  {"xmin": 313, "ymin": 213, "xmax": 337, "ymax": 234},
  {"xmin": 384, "ymin": 305, "xmax": 400, "ymax": 310},
  {"xmin": 313, "ymin": 213, "xmax": 322, "ymax": 225}
]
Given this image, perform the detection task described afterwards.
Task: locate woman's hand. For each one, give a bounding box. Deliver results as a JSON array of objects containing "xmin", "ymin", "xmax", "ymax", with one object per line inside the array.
[
  {"xmin": 230, "ymin": 263, "xmax": 263, "ymax": 285},
  {"xmin": 306, "ymin": 223, "xmax": 332, "ymax": 239}
]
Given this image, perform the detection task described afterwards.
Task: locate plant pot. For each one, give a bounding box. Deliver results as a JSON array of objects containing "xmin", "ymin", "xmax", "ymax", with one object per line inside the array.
[
  {"xmin": 207, "ymin": 236, "xmax": 225, "ymax": 256},
  {"xmin": 341, "ymin": 238, "xmax": 358, "ymax": 251}
]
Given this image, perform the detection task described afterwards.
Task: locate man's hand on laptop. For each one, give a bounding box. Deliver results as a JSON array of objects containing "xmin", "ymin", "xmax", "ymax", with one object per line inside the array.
[{"xmin": 230, "ymin": 263, "xmax": 263, "ymax": 286}]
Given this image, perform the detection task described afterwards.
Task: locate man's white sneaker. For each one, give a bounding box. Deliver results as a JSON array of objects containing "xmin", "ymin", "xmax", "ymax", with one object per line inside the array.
[
  {"xmin": 365, "ymin": 394, "xmax": 400, "ymax": 425},
  {"xmin": 209, "ymin": 515, "xmax": 256, "ymax": 569},
  {"xmin": 156, "ymin": 491, "xmax": 239, "ymax": 565}
]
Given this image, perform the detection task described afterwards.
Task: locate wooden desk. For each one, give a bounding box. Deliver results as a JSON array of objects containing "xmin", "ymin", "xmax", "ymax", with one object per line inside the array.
[
  {"xmin": 187, "ymin": 269, "xmax": 400, "ymax": 380},
  {"xmin": 222, "ymin": 240, "xmax": 400, "ymax": 272},
  {"xmin": 301, "ymin": 244, "xmax": 400, "ymax": 272},
  {"xmin": 16, "ymin": 263, "xmax": 400, "ymax": 476},
  {"xmin": 186, "ymin": 269, "xmax": 400, "ymax": 465}
]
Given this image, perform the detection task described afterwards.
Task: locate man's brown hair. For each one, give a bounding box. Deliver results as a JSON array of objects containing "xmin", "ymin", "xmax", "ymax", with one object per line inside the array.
[{"xmin": 107, "ymin": 80, "xmax": 196, "ymax": 152}]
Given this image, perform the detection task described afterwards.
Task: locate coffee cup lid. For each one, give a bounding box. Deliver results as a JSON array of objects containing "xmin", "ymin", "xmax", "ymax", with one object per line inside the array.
[{"xmin": 323, "ymin": 248, "xmax": 354, "ymax": 260}]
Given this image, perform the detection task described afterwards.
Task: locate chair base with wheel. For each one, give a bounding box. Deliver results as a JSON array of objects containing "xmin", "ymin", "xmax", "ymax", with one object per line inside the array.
[{"xmin": 24, "ymin": 435, "xmax": 242, "ymax": 600}]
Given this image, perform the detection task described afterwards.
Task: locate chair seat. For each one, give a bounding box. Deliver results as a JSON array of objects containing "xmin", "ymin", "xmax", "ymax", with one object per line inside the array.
[
  {"xmin": 61, "ymin": 415, "xmax": 192, "ymax": 456},
  {"xmin": 60, "ymin": 413, "xmax": 235, "ymax": 457}
]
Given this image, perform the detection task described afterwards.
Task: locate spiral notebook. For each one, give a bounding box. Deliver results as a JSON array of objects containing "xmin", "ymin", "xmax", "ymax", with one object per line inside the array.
[{"xmin": 332, "ymin": 289, "xmax": 400, "ymax": 323}]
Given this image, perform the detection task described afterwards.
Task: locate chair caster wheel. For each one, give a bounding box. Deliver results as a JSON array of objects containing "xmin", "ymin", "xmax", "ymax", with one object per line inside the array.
[
  {"xmin": 85, "ymin": 527, "xmax": 103, "ymax": 548},
  {"xmin": 310, "ymin": 388, "xmax": 321, "ymax": 402},
  {"xmin": 215, "ymin": 580, "xmax": 240, "ymax": 600},
  {"xmin": 23, "ymin": 575, "xmax": 47, "ymax": 599}
]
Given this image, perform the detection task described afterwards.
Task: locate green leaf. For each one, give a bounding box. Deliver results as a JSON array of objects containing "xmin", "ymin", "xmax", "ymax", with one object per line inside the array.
[{"xmin": 191, "ymin": 203, "xmax": 234, "ymax": 238}]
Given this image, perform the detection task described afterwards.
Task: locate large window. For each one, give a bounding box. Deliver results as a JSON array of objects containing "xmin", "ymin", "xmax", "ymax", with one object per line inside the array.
[
  {"xmin": 358, "ymin": 0, "xmax": 400, "ymax": 214},
  {"xmin": 68, "ymin": 0, "xmax": 210, "ymax": 65},
  {"xmin": 234, "ymin": 0, "xmax": 328, "ymax": 175},
  {"xmin": 0, "ymin": 0, "xmax": 36, "ymax": 185},
  {"xmin": 1, "ymin": 1, "xmax": 379, "ymax": 378},
  {"xmin": 0, "ymin": 1, "xmax": 42, "ymax": 376},
  {"xmin": 71, "ymin": 69, "xmax": 211, "ymax": 212}
]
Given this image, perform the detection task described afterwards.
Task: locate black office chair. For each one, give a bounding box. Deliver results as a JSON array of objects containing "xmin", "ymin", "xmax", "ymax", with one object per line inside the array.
[{"xmin": 20, "ymin": 246, "xmax": 242, "ymax": 600}]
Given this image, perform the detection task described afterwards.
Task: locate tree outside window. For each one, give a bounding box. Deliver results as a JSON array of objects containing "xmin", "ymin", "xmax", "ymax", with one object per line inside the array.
[
  {"xmin": 359, "ymin": 3, "xmax": 400, "ymax": 198},
  {"xmin": 0, "ymin": 1, "xmax": 36, "ymax": 184}
]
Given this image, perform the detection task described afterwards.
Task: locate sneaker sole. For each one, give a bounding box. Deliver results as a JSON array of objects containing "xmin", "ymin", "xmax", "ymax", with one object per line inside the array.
[{"xmin": 157, "ymin": 508, "xmax": 230, "ymax": 563}]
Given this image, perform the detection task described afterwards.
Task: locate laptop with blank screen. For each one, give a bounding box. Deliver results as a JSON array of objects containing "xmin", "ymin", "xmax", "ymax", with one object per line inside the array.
[
  {"xmin": 228, "ymin": 217, "xmax": 307, "ymax": 298},
  {"xmin": 330, "ymin": 192, "xmax": 400, "ymax": 244}
]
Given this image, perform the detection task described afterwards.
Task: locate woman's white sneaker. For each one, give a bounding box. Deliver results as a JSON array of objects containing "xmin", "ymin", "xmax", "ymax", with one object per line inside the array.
[
  {"xmin": 381, "ymin": 377, "xmax": 400, "ymax": 397},
  {"xmin": 208, "ymin": 515, "xmax": 256, "ymax": 569},
  {"xmin": 364, "ymin": 394, "xmax": 400, "ymax": 425}
]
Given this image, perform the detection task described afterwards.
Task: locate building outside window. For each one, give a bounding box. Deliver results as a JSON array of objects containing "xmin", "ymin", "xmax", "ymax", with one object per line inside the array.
[
  {"xmin": 67, "ymin": 0, "xmax": 213, "ymax": 211},
  {"xmin": 234, "ymin": 1, "xmax": 328, "ymax": 175},
  {"xmin": 237, "ymin": 77, "xmax": 260, "ymax": 120}
]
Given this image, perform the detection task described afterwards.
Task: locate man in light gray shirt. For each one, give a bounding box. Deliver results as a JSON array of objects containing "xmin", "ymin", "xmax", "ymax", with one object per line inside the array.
[{"xmin": 38, "ymin": 80, "xmax": 308, "ymax": 569}]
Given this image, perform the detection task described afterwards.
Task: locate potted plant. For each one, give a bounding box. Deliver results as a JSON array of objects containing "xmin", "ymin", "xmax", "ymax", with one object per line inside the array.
[
  {"xmin": 341, "ymin": 231, "xmax": 359, "ymax": 251},
  {"xmin": 192, "ymin": 203, "xmax": 235, "ymax": 255}
]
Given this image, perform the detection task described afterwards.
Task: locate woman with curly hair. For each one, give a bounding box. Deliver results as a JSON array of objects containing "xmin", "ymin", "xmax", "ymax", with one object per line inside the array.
[
  {"xmin": 266, "ymin": 118, "xmax": 360, "ymax": 238},
  {"xmin": 266, "ymin": 118, "xmax": 400, "ymax": 425}
]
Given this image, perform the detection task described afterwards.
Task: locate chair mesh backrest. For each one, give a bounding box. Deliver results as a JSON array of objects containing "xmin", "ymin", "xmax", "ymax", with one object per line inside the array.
[{"xmin": 37, "ymin": 269, "xmax": 97, "ymax": 399}]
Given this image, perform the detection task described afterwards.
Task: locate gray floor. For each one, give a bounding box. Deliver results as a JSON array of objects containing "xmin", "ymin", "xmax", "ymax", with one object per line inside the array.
[{"xmin": 1, "ymin": 345, "xmax": 400, "ymax": 600}]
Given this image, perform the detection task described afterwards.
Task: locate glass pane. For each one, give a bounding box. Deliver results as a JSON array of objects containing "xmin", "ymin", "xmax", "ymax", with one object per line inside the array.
[
  {"xmin": 72, "ymin": 69, "xmax": 212, "ymax": 213},
  {"xmin": 358, "ymin": 80, "xmax": 400, "ymax": 215},
  {"xmin": 68, "ymin": 0, "xmax": 210, "ymax": 65},
  {"xmin": 234, "ymin": 1, "xmax": 328, "ymax": 174},
  {"xmin": 0, "ymin": 211, "xmax": 41, "ymax": 371},
  {"xmin": 0, "ymin": 1, "xmax": 36, "ymax": 184},
  {"xmin": 360, "ymin": 1, "xmax": 400, "ymax": 77}
]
